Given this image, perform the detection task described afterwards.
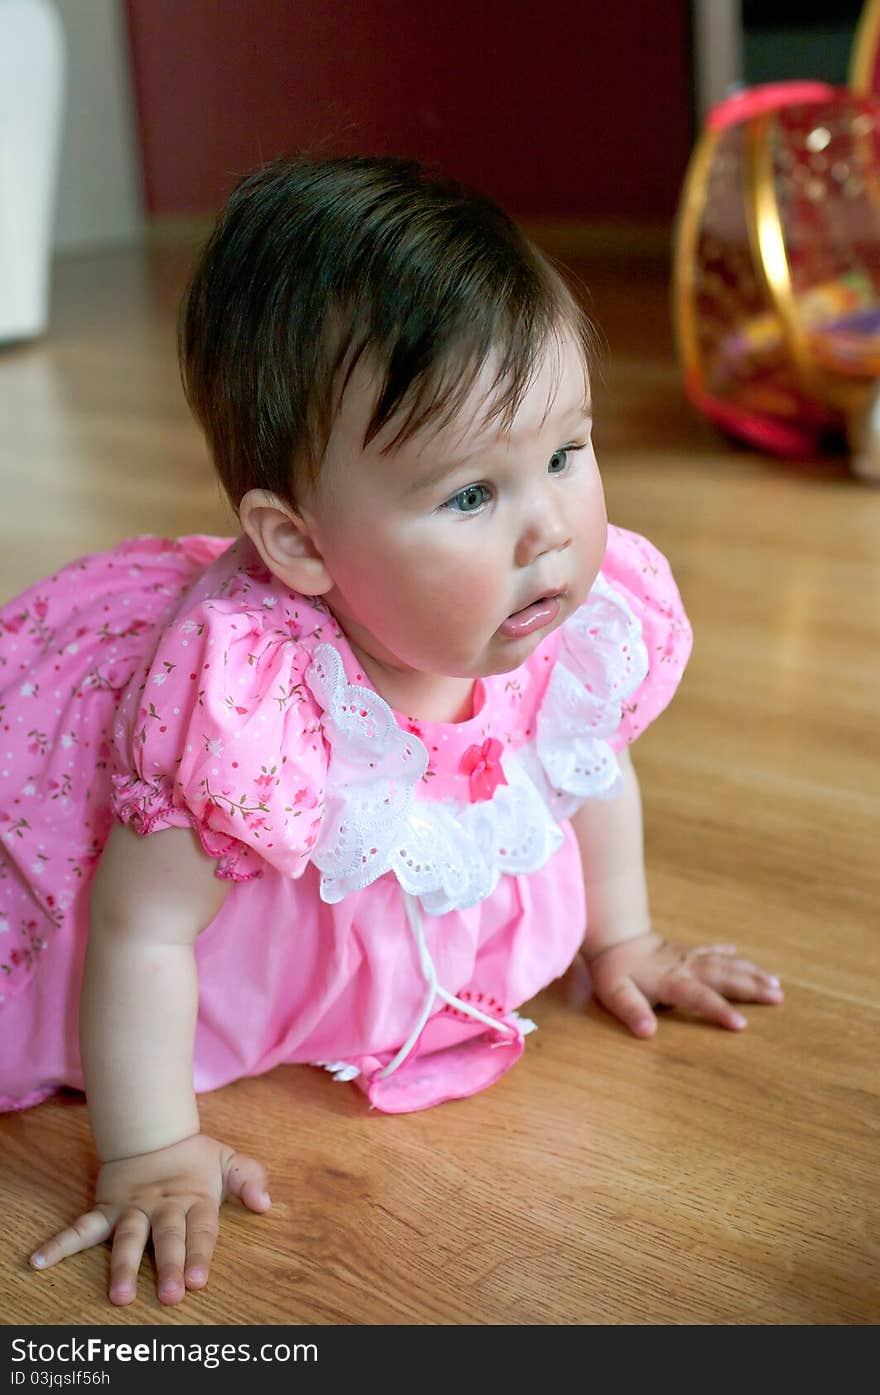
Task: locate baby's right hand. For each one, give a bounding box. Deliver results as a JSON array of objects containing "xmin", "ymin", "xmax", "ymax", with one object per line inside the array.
[{"xmin": 29, "ymin": 1133, "xmax": 271, "ymax": 1306}]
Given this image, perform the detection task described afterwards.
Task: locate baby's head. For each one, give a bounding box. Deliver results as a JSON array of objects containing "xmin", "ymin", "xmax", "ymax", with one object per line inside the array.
[{"xmin": 180, "ymin": 156, "xmax": 608, "ymax": 695}]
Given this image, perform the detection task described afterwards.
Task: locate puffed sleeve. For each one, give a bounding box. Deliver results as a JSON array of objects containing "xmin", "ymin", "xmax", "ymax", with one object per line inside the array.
[
  {"xmin": 110, "ymin": 600, "xmax": 326, "ymax": 881},
  {"xmin": 600, "ymin": 525, "xmax": 693, "ymax": 751}
]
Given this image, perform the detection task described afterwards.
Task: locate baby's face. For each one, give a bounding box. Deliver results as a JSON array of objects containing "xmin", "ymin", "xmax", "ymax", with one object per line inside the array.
[{"xmin": 302, "ymin": 332, "xmax": 607, "ymax": 699}]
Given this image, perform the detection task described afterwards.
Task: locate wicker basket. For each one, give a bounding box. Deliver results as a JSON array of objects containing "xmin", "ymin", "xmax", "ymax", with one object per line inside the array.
[{"xmin": 673, "ymin": 76, "xmax": 880, "ymax": 479}]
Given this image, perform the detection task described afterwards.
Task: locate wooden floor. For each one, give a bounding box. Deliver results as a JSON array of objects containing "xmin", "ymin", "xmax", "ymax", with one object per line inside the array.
[{"xmin": 1, "ymin": 239, "xmax": 878, "ymax": 1326}]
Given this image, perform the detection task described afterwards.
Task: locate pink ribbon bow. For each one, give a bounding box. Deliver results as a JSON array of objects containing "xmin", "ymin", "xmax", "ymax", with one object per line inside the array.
[{"xmin": 460, "ymin": 738, "xmax": 508, "ymax": 803}]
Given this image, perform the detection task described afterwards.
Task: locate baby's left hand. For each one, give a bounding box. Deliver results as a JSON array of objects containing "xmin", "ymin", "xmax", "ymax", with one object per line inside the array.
[{"xmin": 586, "ymin": 933, "xmax": 783, "ymax": 1037}]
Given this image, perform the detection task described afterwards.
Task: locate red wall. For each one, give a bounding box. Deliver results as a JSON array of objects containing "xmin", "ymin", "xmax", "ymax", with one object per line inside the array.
[{"xmin": 125, "ymin": 1, "xmax": 693, "ymax": 221}]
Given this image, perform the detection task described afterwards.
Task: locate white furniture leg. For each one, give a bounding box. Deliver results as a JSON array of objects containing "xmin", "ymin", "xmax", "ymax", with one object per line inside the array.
[{"xmin": 0, "ymin": 0, "xmax": 65, "ymax": 344}]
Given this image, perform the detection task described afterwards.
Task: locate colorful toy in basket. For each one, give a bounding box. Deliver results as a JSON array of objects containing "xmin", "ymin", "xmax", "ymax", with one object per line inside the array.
[{"xmin": 673, "ymin": 78, "xmax": 880, "ymax": 479}]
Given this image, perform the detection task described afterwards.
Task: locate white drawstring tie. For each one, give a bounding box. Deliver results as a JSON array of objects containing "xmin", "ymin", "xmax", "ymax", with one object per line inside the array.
[
  {"xmin": 314, "ymin": 892, "xmax": 532, "ymax": 1086},
  {"xmin": 375, "ymin": 892, "xmax": 518, "ymax": 1080}
]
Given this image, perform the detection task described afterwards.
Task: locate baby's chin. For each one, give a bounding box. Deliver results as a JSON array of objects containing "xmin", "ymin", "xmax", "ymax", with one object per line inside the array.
[
  {"xmin": 477, "ymin": 625, "xmax": 564, "ymax": 677},
  {"xmin": 480, "ymin": 594, "xmax": 583, "ymax": 674}
]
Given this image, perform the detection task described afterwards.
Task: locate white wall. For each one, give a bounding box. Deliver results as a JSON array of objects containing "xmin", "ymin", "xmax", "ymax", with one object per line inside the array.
[{"xmin": 52, "ymin": 0, "xmax": 143, "ymax": 251}]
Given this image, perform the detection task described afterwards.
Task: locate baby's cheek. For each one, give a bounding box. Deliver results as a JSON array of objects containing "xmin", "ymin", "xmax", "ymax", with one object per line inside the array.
[
  {"xmin": 577, "ymin": 482, "xmax": 608, "ymax": 574},
  {"xmin": 439, "ymin": 562, "xmax": 501, "ymax": 618}
]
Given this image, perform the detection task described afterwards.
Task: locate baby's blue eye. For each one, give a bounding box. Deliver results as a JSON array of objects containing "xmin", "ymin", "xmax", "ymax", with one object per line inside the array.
[
  {"xmin": 548, "ymin": 448, "xmax": 570, "ymax": 474},
  {"xmin": 445, "ymin": 483, "xmax": 491, "ymax": 513}
]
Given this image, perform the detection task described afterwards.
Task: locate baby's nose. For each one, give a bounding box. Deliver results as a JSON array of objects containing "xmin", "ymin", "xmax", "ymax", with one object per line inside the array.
[{"xmin": 514, "ymin": 506, "xmax": 572, "ymax": 568}]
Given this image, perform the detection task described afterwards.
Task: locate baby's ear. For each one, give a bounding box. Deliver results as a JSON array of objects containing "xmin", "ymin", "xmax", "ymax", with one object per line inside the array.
[{"xmin": 238, "ymin": 490, "xmax": 333, "ymax": 596}]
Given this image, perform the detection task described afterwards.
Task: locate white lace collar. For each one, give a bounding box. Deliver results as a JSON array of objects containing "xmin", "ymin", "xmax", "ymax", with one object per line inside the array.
[{"xmin": 304, "ymin": 573, "xmax": 648, "ymax": 915}]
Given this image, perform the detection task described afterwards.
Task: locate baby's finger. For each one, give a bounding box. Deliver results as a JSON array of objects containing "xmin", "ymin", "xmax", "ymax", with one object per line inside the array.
[
  {"xmin": 599, "ymin": 978, "xmax": 657, "ymax": 1037},
  {"xmin": 662, "ymin": 974, "xmax": 747, "ymax": 1030},
  {"xmin": 31, "ymin": 1207, "xmax": 115, "ymax": 1272},
  {"xmin": 224, "ymin": 1152, "xmax": 271, "ymax": 1213},
  {"xmin": 108, "ymin": 1206, "xmax": 150, "ymax": 1306},
  {"xmin": 695, "ymin": 956, "xmax": 784, "ymax": 1004},
  {"xmin": 184, "ymin": 1199, "xmax": 220, "ymax": 1291},
  {"xmin": 151, "ymin": 1204, "xmax": 188, "ymax": 1306}
]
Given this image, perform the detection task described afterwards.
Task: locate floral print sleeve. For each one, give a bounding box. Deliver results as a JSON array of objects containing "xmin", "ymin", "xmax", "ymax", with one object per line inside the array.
[
  {"xmin": 598, "ymin": 525, "xmax": 693, "ymax": 751},
  {"xmin": 110, "ymin": 599, "xmax": 327, "ymax": 882}
]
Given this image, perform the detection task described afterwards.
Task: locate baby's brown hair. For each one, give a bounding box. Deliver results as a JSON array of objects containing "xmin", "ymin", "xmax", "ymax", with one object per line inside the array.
[{"xmin": 179, "ymin": 155, "xmax": 594, "ymax": 511}]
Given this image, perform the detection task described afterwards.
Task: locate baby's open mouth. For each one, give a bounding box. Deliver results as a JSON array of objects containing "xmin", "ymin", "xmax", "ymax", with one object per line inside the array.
[{"xmin": 499, "ymin": 592, "xmax": 563, "ymax": 638}]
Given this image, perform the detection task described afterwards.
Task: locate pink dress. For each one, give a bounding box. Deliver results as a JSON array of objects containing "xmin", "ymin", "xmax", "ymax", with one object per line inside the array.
[{"xmin": 0, "ymin": 527, "xmax": 691, "ymax": 1114}]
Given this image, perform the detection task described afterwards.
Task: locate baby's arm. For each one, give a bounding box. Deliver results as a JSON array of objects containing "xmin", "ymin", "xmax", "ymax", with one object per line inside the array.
[
  {"xmin": 571, "ymin": 747, "xmax": 783, "ymax": 1035},
  {"xmin": 29, "ymin": 824, "xmax": 270, "ymax": 1305},
  {"xmin": 82, "ymin": 823, "xmax": 216, "ymax": 1157}
]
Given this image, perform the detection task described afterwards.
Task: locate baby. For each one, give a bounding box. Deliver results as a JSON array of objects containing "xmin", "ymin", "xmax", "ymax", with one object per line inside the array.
[{"xmin": 0, "ymin": 155, "xmax": 783, "ymax": 1306}]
